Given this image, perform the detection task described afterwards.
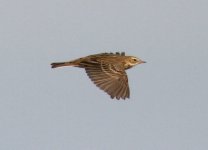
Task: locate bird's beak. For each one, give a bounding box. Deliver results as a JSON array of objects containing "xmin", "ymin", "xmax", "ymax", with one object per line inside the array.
[{"xmin": 141, "ymin": 60, "xmax": 146, "ymax": 63}]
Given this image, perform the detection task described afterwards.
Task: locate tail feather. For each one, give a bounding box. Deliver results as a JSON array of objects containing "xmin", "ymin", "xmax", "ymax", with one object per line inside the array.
[{"xmin": 51, "ymin": 62, "xmax": 73, "ymax": 68}]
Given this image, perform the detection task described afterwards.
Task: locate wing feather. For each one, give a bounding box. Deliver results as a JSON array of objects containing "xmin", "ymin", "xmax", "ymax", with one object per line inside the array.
[{"xmin": 84, "ymin": 61, "xmax": 130, "ymax": 100}]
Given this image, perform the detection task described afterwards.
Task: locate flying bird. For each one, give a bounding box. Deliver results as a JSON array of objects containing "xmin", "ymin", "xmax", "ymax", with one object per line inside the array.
[{"xmin": 51, "ymin": 52, "xmax": 145, "ymax": 100}]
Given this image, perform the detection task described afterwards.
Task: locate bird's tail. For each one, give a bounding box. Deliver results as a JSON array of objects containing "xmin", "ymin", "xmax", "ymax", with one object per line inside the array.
[{"xmin": 51, "ymin": 61, "xmax": 74, "ymax": 68}]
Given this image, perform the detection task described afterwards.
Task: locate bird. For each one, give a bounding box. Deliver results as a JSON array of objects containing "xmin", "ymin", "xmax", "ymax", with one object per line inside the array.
[{"xmin": 51, "ymin": 52, "xmax": 145, "ymax": 100}]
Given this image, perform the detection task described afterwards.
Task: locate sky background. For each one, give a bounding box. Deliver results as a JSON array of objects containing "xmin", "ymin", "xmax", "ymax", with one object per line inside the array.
[{"xmin": 1, "ymin": 0, "xmax": 208, "ymax": 149}]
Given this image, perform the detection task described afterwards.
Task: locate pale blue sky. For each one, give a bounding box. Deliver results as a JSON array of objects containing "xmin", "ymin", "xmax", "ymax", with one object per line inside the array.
[{"xmin": 0, "ymin": 0, "xmax": 208, "ymax": 150}]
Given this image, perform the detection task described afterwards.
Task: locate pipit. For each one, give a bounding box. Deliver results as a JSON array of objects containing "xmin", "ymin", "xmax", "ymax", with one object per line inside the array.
[{"xmin": 51, "ymin": 52, "xmax": 145, "ymax": 100}]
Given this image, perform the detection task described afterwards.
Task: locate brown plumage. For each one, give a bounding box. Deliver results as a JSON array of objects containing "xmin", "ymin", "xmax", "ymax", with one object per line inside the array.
[{"xmin": 51, "ymin": 52, "xmax": 145, "ymax": 100}]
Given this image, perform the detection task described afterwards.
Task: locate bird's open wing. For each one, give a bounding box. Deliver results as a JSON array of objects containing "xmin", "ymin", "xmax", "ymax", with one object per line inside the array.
[{"xmin": 81, "ymin": 61, "xmax": 130, "ymax": 100}]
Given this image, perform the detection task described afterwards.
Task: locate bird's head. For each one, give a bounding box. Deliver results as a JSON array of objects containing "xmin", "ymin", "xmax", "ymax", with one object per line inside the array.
[{"xmin": 124, "ymin": 56, "xmax": 146, "ymax": 69}]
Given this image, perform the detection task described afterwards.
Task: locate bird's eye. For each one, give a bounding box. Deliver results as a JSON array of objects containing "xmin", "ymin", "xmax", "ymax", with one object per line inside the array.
[{"xmin": 133, "ymin": 58, "xmax": 137, "ymax": 61}]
